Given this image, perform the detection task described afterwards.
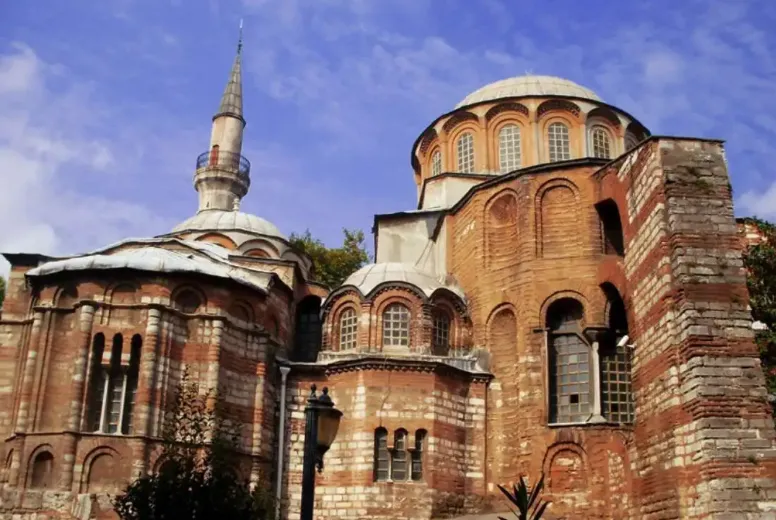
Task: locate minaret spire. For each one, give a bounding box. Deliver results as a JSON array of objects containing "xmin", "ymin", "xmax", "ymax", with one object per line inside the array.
[
  {"xmin": 193, "ymin": 21, "xmax": 251, "ymax": 214},
  {"xmin": 215, "ymin": 20, "xmax": 244, "ymax": 122}
]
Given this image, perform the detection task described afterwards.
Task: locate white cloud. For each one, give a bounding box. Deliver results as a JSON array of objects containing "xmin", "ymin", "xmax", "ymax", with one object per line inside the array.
[
  {"xmin": 0, "ymin": 43, "xmax": 170, "ymax": 278},
  {"xmin": 738, "ymin": 182, "xmax": 776, "ymax": 220}
]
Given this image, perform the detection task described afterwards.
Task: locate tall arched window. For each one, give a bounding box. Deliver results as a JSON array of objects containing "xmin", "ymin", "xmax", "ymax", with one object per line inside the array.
[
  {"xmin": 382, "ymin": 303, "xmax": 410, "ymax": 348},
  {"xmin": 456, "ymin": 132, "xmax": 475, "ymax": 173},
  {"xmin": 338, "ymin": 308, "xmax": 358, "ymax": 350},
  {"xmin": 391, "ymin": 429, "xmax": 408, "ymax": 481},
  {"xmin": 547, "ymin": 298, "xmax": 590, "ymax": 424},
  {"xmin": 547, "ymin": 122, "xmax": 571, "ymax": 162},
  {"xmin": 29, "ymin": 451, "xmax": 54, "ymax": 489},
  {"xmin": 432, "ymin": 311, "xmax": 451, "ymax": 355},
  {"xmin": 624, "ymin": 133, "xmax": 639, "ymax": 152},
  {"xmin": 411, "ymin": 429, "xmax": 426, "ymax": 481},
  {"xmin": 374, "ymin": 428, "xmax": 389, "ymax": 482},
  {"xmin": 590, "ymin": 126, "xmax": 612, "ymax": 159},
  {"xmin": 600, "ymin": 284, "xmax": 634, "ymax": 424},
  {"xmin": 87, "ymin": 333, "xmax": 142, "ymax": 434},
  {"xmin": 430, "ymin": 150, "xmax": 442, "ymax": 177},
  {"xmin": 293, "ymin": 296, "xmax": 322, "ymax": 362},
  {"xmin": 498, "ymin": 124, "xmax": 521, "ymax": 172}
]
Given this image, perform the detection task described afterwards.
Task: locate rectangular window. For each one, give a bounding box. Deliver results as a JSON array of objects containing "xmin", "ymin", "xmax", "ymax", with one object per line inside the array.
[
  {"xmin": 375, "ymin": 431, "xmax": 390, "ymax": 481},
  {"xmin": 391, "ymin": 434, "xmax": 407, "ymax": 481},
  {"xmin": 550, "ymin": 334, "xmax": 591, "ymax": 423},
  {"xmin": 601, "ymin": 343, "xmax": 635, "ymax": 423}
]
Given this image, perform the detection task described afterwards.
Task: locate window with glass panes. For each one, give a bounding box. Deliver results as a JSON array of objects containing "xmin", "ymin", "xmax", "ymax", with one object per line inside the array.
[
  {"xmin": 548, "ymin": 122, "xmax": 571, "ymax": 162},
  {"xmin": 550, "ymin": 334, "xmax": 591, "ymax": 423},
  {"xmin": 432, "ymin": 312, "xmax": 450, "ymax": 353},
  {"xmin": 411, "ymin": 429, "xmax": 426, "ymax": 481},
  {"xmin": 391, "ymin": 430, "xmax": 408, "ymax": 481},
  {"xmin": 338, "ymin": 308, "xmax": 358, "ymax": 350},
  {"xmin": 431, "ymin": 150, "xmax": 442, "ymax": 176},
  {"xmin": 600, "ymin": 342, "xmax": 635, "ymax": 423},
  {"xmin": 382, "ymin": 303, "xmax": 410, "ymax": 348},
  {"xmin": 456, "ymin": 132, "xmax": 475, "ymax": 173},
  {"xmin": 87, "ymin": 333, "xmax": 141, "ymax": 435},
  {"xmin": 374, "ymin": 428, "xmax": 389, "ymax": 481},
  {"xmin": 591, "ymin": 127, "xmax": 612, "ymax": 159},
  {"xmin": 498, "ymin": 124, "xmax": 521, "ymax": 172}
]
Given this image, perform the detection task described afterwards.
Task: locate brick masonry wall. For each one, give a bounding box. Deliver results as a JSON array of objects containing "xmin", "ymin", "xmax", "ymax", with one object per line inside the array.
[
  {"xmin": 0, "ymin": 266, "xmax": 291, "ymax": 520},
  {"xmin": 280, "ymin": 367, "xmax": 489, "ymax": 520}
]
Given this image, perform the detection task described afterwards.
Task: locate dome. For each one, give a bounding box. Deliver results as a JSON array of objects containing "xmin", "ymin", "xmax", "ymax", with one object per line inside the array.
[
  {"xmin": 338, "ymin": 262, "xmax": 465, "ymax": 300},
  {"xmin": 172, "ymin": 210, "xmax": 286, "ymax": 239},
  {"xmin": 455, "ymin": 75, "xmax": 601, "ymax": 108}
]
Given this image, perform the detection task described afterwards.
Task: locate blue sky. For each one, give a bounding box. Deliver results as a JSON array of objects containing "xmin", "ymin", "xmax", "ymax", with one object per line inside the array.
[{"xmin": 1, "ymin": 0, "xmax": 775, "ymax": 275}]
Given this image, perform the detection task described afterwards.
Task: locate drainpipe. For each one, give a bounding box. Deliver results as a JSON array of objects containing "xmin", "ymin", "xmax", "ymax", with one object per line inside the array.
[{"xmin": 275, "ymin": 365, "xmax": 291, "ymax": 520}]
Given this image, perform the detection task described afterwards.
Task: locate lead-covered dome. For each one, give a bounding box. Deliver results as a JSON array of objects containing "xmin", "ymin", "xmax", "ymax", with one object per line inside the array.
[
  {"xmin": 337, "ymin": 262, "xmax": 465, "ymax": 300},
  {"xmin": 172, "ymin": 210, "xmax": 286, "ymax": 239},
  {"xmin": 456, "ymin": 75, "xmax": 601, "ymax": 109}
]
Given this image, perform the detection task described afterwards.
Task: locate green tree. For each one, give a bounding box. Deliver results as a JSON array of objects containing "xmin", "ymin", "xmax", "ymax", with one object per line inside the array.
[
  {"xmin": 742, "ymin": 217, "xmax": 776, "ymax": 400},
  {"xmin": 289, "ymin": 228, "xmax": 371, "ymax": 288},
  {"xmin": 113, "ymin": 370, "xmax": 273, "ymax": 520}
]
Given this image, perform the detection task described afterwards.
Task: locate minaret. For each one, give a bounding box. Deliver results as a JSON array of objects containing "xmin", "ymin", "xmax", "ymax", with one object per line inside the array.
[{"xmin": 194, "ymin": 21, "xmax": 250, "ymax": 213}]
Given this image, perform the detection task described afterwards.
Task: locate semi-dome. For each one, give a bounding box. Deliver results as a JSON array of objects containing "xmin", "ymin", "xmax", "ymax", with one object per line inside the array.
[
  {"xmin": 456, "ymin": 75, "xmax": 601, "ymax": 109},
  {"xmin": 172, "ymin": 210, "xmax": 286, "ymax": 239},
  {"xmin": 337, "ymin": 262, "xmax": 465, "ymax": 300}
]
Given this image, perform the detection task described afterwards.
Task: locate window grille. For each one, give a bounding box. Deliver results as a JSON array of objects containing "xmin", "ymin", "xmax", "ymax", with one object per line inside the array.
[
  {"xmin": 456, "ymin": 133, "xmax": 475, "ymax": 173},
  {"xmin": 339, "ymin": 308, "xmax": 358, "ymax": 350},
  {"xmin": 548, "ymin": 123, "xmax": 571, "ymax": 162},
  {"xmin": 498, "ymin": 124, "xmax": 521, "ymax": 172},
  {"xmin": 382, "ymin": 304, "xmax": 410, "ymax": 348}
]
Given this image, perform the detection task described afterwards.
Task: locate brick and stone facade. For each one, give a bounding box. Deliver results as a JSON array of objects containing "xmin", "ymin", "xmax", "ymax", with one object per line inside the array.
[{"xmin": 0, "ymin": 63, "xmax": 774, "ymax": 520}]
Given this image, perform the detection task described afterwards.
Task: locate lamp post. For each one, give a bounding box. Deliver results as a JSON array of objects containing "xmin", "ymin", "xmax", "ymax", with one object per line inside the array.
[{"xmin": 300, "ymin": 384, "xmax": 343, "ymax": 520}]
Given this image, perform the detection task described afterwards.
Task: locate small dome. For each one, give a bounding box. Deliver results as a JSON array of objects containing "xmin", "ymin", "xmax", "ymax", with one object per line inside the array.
[
  {"xmin": 172, "ymin": 210, "xmax": 286, "ymax": 239},
  {"xmin": 456, "ymin": 75, "xmax": 601, "ymax": 108},
  {"xmin": 339, "ymin": 262, "xmax": 465, "ymax": 300}
]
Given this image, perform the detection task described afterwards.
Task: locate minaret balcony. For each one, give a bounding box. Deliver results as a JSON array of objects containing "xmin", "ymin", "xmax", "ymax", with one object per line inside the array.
[{"xmin": 196, "ymin": 150, "xmax": 251, "ymax": 179}]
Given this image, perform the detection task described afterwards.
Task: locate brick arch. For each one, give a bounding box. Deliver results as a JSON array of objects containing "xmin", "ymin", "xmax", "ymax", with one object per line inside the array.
[
  {"xmin": 171, "ymin": 285, "xmax": 206, "ymax": 314},
  {"xmin": 26, "ymin": 444, "xmax": 55, "ymax": 489},
  {"xmin": 195, "ymin": 232, "xmax": 237, "ymax": 250},
  {"xmin": 442, "ymin": 111, "xmax": 479, "ymax": 134},
  {"xmin": 368, "ymin": 283, "xmax": 428, "ymax": 305},
  {"xmin": 542, "ymin": 441, "xmax": 590, "ymax": 506},
  {"xmin": 537, "ymin": 99, "xmax": 581, "ymax": 119},
  {"xmin": 535, "ymin": 178, "xmax": 581, "ymax": 259},
  {"xmin": 372, "ymin": 290, "xmax": 424, "ymax": 351},
  {"xmin": 586, "ymin": 106, "xmax": 622, "ymax": 128},
  {"xmin": 227, "ymin": 300, "xmax": 255, "ymax": 323},
  {"xmin": 328, "ymin": 301, "xmax": 361, "ymax": 352},
  {"xmin": 538, "ymin": 289, "xmax": 590, "ymax": 328},
  {"xmin": 418, "ymin": 127, "xmax": 438, "ymax": 156},
  {"xmin": 106, "ymin": 282, "xmax": 138, "ymax": 304},
  {"xmin": 485, "ymin": 102, "xmax": 529, "ymax": 121},
  {"xmin": 55, "ymin": 284, "xmax": 79, "ymax": 308},
  {"xmin": 485, "ymin": 189, "xmax": 519, "ymax": 269},
  {"xmin": 241, "ymin": 239, "xmax": 281, "ymax": 258},
  {"xmin": 80, "ymin": 446, "xmax": 120, "ymax": 493}
]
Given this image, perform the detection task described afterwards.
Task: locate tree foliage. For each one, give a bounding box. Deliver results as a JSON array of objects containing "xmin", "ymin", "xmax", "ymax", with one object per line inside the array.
[
  {"xmin": 113, "ymin": 369, "xmax": 273, "ymax": 520},
  {"xmin": 289, "ymin": 228, "xmax": 371, "ymax": 288},
  {"xmin": 742, "ymin": 217, "xmax": 776, "ymax": 398}
]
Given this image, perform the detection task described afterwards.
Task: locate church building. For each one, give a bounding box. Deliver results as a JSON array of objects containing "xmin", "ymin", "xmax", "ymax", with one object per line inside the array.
[{"xmin": 1, "ymin": 34, "xmax": 775, "ymax": 520}]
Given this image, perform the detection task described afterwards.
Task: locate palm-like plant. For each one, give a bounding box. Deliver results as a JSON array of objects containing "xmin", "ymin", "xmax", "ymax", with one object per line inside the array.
[{"xmin": 497, "ymin": 474, "xmax": 550, "ymax": 520}]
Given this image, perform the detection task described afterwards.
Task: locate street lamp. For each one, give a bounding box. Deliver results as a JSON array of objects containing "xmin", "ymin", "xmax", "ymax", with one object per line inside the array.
[{"xmin": 300, "ymin": 384, "xmax": 343, "ymax": 520}]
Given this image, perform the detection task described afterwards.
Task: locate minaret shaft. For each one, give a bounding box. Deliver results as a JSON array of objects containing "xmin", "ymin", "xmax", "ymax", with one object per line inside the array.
[{"xmin": 194, "ymin": 24, "xmax": 249, "ymax": 213}]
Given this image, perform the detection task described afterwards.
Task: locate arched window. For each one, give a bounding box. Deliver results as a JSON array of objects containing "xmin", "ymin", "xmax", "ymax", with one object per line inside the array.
[
  {"xmin": 87, "ymin": 333, "xmax": 142, "ymax": 434},
  {"xmin": 29, "ymin": 451, "xmax": 54, "ymax": 489},
  {"xmin": 373, "ymin": 428, "xmax": 389, "ymax": 482},
  {"xmin": 590, "ymin": 126, "xmax": 612, "ymax": 159},
  {"xmin": 430, "ymin": 150, "xmax": 442, "ymax": 177},
  {"xmin": 338, "ymin": 308, "xmax": 358, "ymax": 350},
  {"xmin": 411, "ymin": 429, "xmax": 426, "ymax": 481},
  {"xmin": 624, "ymin": 133, "xmax": 639, "ymax": 152},
  {"xmin": 174, "ymin": 289, "xmax": 202, "ymax": 314},
  {"xmin": 547, "ymin": 122, "xmax": 571, "ymax": 162},
  {"xmin": 293, "ymin": 296, "xmax": 322, "ymax": 362},
  {"xmin": 432, "ymin": 311, "xmax": 451, "ymax": 354},
  {"xmin": 498, "ymin": 124, "xmax": 521, "ymax": 172},
  {"xmin": 600, "ymin": 284, "xmax": 634, "ymax": 424},
  {"xmin": 456, "ymin": 132, "xmax": 475, "ymax": 173},
  {"xmin": 596, "ymin": 199, "xmax": 625, "ymax": 256},
  {"xmin": 547, "ymin": 298, "xmax": 591, "ymax": 424},
  {"xmin": 382, "ymin": 303, "xmax": 410, "ymax": 348},
  {"xmin": 391, "ymin": 429, "xmax": 408, "ymax": 481}
]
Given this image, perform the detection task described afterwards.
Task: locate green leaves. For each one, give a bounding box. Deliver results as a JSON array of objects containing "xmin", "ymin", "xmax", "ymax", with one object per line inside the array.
[
  {"xmin": 288, "ymin": 228, "xmax": 371, "ymax": 288},
  {"xmin": 113, "ymin": 369, "xmax": 274, "ymax": 520},
  {"xmin": 497, "ymin": 474, "xmax": 550, "ymax": 520},
  {"xmin": 742, "ymin": 218, "xmax": 776, "ymax": 398}
]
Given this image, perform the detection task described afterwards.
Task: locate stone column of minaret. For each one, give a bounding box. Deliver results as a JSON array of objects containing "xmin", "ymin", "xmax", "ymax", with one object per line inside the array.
[{"xmin": 194, "ymin": 21, "xmax": 250, "ymax": 213}]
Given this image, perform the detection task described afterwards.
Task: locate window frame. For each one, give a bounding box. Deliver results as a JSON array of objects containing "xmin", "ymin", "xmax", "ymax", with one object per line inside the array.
[
  {"xmin": 430, "ymin": 149, "xmax": 442, "ymax": 177},
  {"xmin": 589, "ymin": 125, "xmax": 613, "ymax": 159},
  {"xmin": 497, "ymin": 123, "xmax": 522, "ymax": 173},
  {"xmin": 338, "ymin": 307, "xmax": 359, "ymax": 350},
  {"xmin": 87, "ymin": 333, "xmax": 141, "ymax": 435},
  {"xmin": 455, "ymin": 132, "xmax": 475, "ymax": 173},
  {"xmin": 547, "ymin": 121, "xmax": 572, "ymax": 162},
  {"xmin": 432, "ymin": 310, "xmax": 452, "ymax": 355},
  {"xmin": 381, "ymin": 303, "xmax": 411, "ymax": 349}
]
